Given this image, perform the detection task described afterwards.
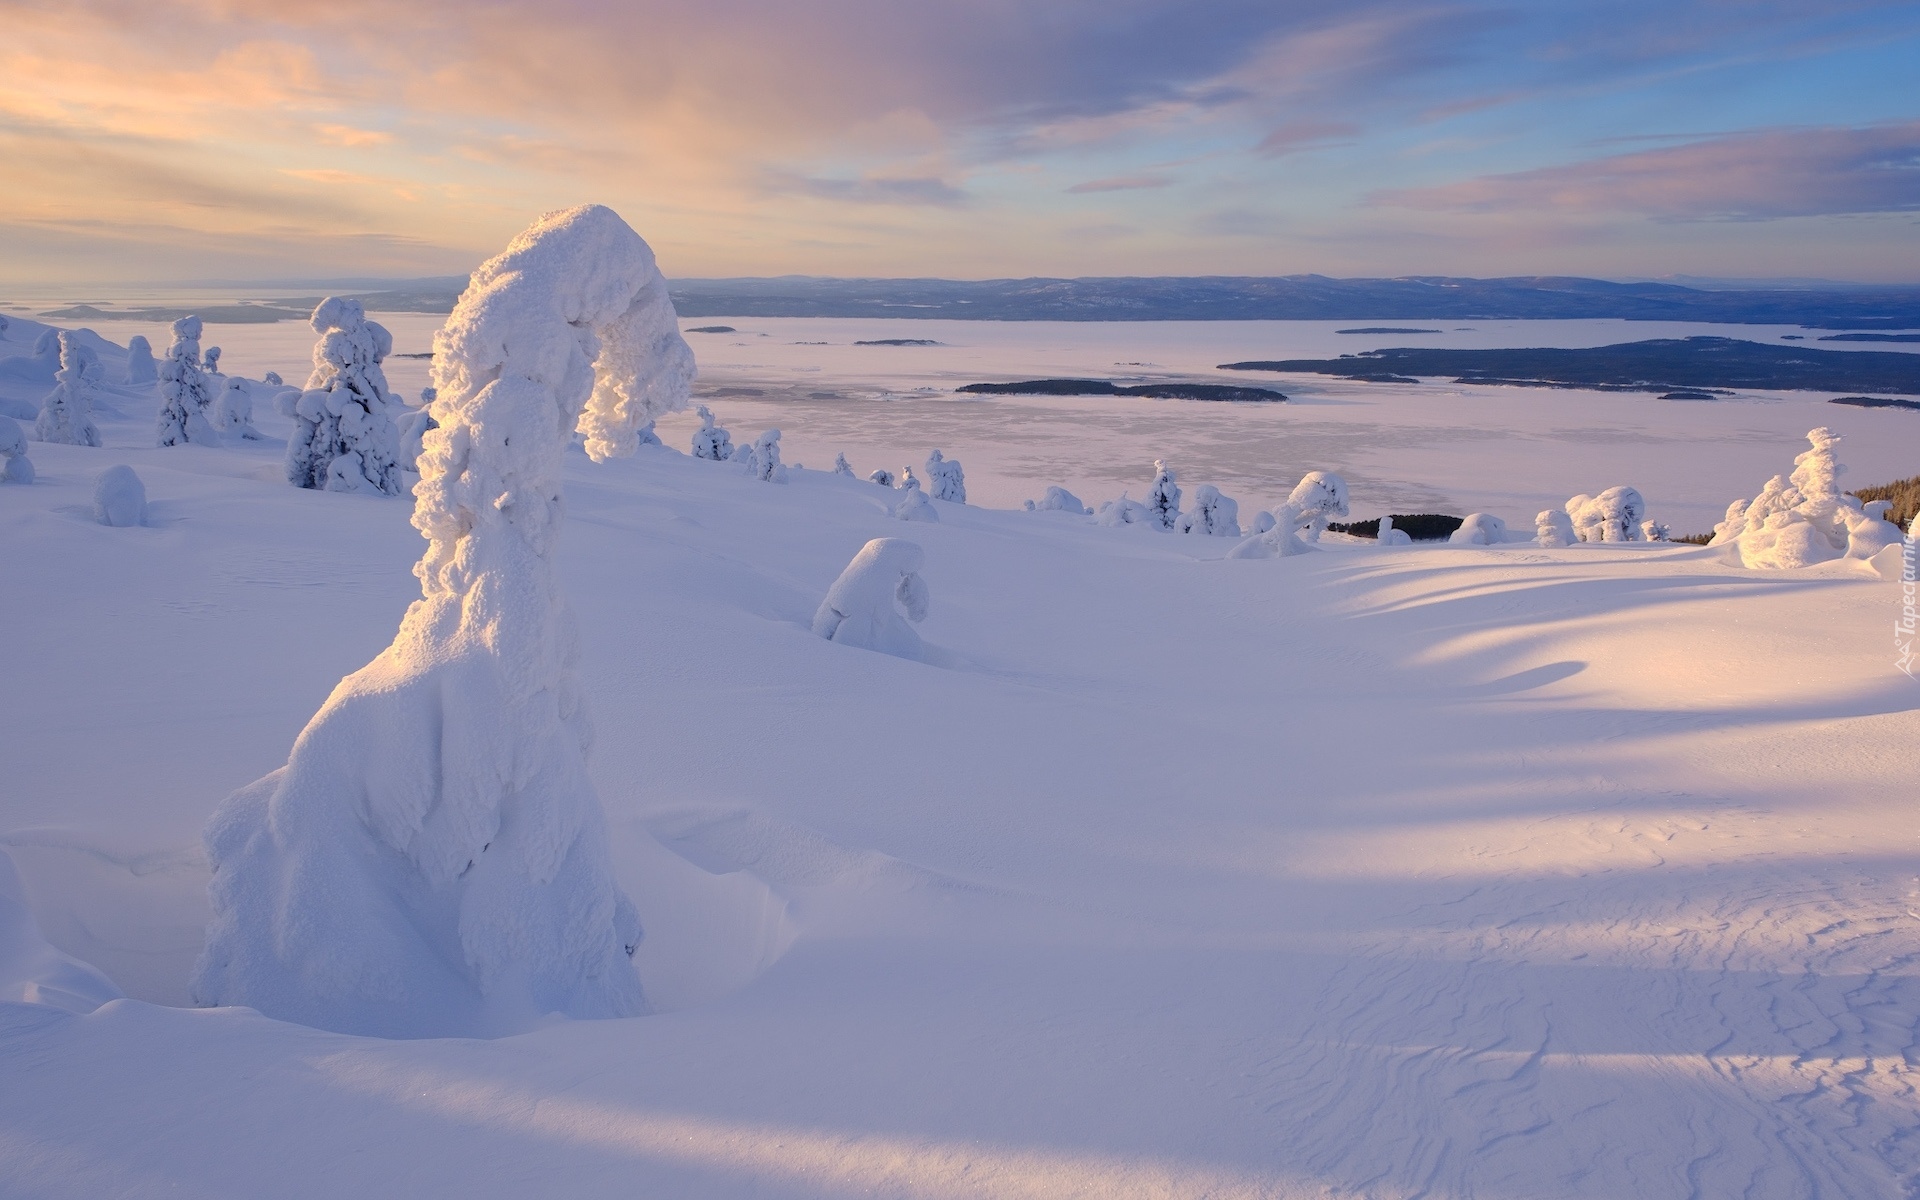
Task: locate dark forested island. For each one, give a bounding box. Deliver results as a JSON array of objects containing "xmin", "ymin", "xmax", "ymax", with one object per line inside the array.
[
  {"xmin": 1219, "ymin": 337, "xmax": 1920, "ymax": 395},
  {"xmin": 957, "ymin": 379, "xmax": 1286, "ymax": 402}
]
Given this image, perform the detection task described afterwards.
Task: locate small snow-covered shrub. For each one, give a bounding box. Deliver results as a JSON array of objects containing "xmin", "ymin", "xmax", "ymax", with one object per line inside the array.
[
  {"xmin": 743, "ymin": 429, "xmax": 788, "ymax": 482},
  {"xmin": 690, "ymin": 405, "xmax": 734, "ymax": 460},
  {"xmin": 1096, "ymin": 492, "xmax": 1151, "ymax": 526},
  {"xmin": 1450, "ymin": 513, "xmax": 1508, "ymax": 545},
  {"xmin": 35, "ymin": 331, "xmax": 102, "ymax": 447},
  {"xmin": 156, "ymin": 316, "xmax": 219, "ymax": 446},
  {"xmin": 812, "ymin": 538, "xmax": 930, "ymax": 659},
  {"xmin": 1377, "ymin": 514, "xmax": 1412, "ymax": 546},
  {"xmin": 1251, "ymin": 510, "xmax": 1276, "ymax": 534},
  {"xmin": 1710, "ymin": 427, "xmax": 1897, "ymax": 569},
  {"xmin": 926, "ymin": 449, "xmax": 966, "ymax": 503},
  {"xmin": 287, "ymin": 298, "xmax": 404, "ymax": 495},
  {"xmin": 214, "ymin": 377, "xmax": 263, "ymax": 439},
  {"xmin": 1145, "ymin": 460, "xmax": 1181, "ymax": 531},
  {"xmin": 833, "ymin": 453, "xmax": 854, "ymax": 476},
  {"xmin": 1177, "ymin": 484, "xmax": 1240, "ymax": 536},
  {"xmin": 1641, "ymin": 519, "xmax": 1670, "ymax": 542},
  {"xmin": 1227, "ymin": 470, "xmax": 1350, "ymax": 558},
  {"xmin": 0, "ymin": 414, "xmax": 33, "ymax": 483},
  {"xmin": 202, "ymin": 345, "xmax": 222, "ymax": 374},
  {"xmin": 194, "ymin": 204, "xmax": 693, "ymax": 1039},
  {"xmin": 868, "ymin": 467, "xmax": 895, "ymax": 487},
  {"xmin": 93, "ymin": 465, "xmax": 146, "ymax": 526},
  {"xmin": 265, "ymin": 371, "xmax": 283, "ymax": 387},
  {"xmin": 1025, "ymin": 485, "xmax": 1090, "ymax": 515},
  {"xmin": 635, "ymin": 419, "xmax": 661, "ymax": 447},
  {"xmin": 125, "ymin": 335, "xmax": 157, "ymax": 384},
  {"xmin": 1566, "ymin": 486, "xmax": 1646, "ymax": 543},
  {"xmin": 1536, "ymin": 509, "xmax": 1575, "ymax": 548},
  {"xmin": 892, "ymin": 474, "xmax": 939, "ymax": 521}
]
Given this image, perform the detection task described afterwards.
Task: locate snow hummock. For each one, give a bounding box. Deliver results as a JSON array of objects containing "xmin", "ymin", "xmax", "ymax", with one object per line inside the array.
[
  {"xmin": 34, "ymin": 332, "xmax": 102, "ymax": 447},
  {"xmin": 811, "ymin": 537, "xmax": 931, "ymax": 660},
  {"xmin": 868, "ymin": 467, "xmax": 895, "ymax": 487},
  {"xmin": 1024, "ymin": 485, "xmax": 1090, "ymax": 515},
  {"xmin": 155, "ymin": 317, "xmax": 218, "ymax": 447},
  {"xmin": 286, "ymin": 299, "xmax": 404, "ymax": 495},
  {"xmin": 1450, "ymin": 512, "xmax": 1509, "ymax": 545},
  {"xmin": 193, "ymin": 205, "xmax": 695, "ymax": 1038},
  {"xmin": 0, "ymin": 848, "xmax": 123, "ymax": 1014},
  {"xmin": 1711, "ymin": 427, "xmax": 1900, "ymax": 569},
  {"xmin": 1536, "ymin": 507, "xmax": 1576, "ymax": 548},
  {"xmin": 92, "ymin": 465, "xmax": 147, "ymax": 527},
  {"xmin": 0, "ymin": 413, "xmax": 33, "ymax": 483}
]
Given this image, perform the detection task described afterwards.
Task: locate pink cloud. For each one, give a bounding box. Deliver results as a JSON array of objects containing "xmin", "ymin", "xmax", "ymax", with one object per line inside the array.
[{"xmin": 1373, "ymin": 123, "xmax": 1920, "ymax": 220}]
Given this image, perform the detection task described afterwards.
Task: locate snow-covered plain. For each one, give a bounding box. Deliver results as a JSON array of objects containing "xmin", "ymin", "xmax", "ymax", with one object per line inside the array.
[{"xmin": 1, "ymin": 305, "xmax": 1917, "ymax": 1197}]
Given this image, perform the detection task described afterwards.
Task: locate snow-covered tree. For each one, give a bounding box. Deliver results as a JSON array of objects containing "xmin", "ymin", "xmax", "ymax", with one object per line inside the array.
[
  {"xmin": 1024, "ymin": 485, "xmax": 1090, "ymax": 514},
  {"xmin": 194, "ymin": 204, "xmax": 695, "ymax": 1039},
  {"xmin": 93, "ymin": 464, "xmax": 146, "ymax": 526},
  {"xmin": 812, "ymin": 538, "xmax": 930, "ymax": 659},
  {"xmin": 1177, "ymin": 484, "xmax": 1240, "ymax": 536},
  {"xmin": 1377, "ymin": 514, "xmax": 1412, "ymax": 546},
  {"xmin": 690, "ymin": 404, "xmax": 733, "ymax": 460},
  {"xmin": 125, "ymin": 334, "xmax": 157, "ymax": 384},
  {"xmin": 1536, "ymin": 509, "xmax": 1575, "ymax": 547},
  {"xmin": 1227, "ymin": 471, "xmax": 1350, "ymax": 558},
  {"xmin": 635, "ymin": 419, "xmax": 662, "ymax": 447},
  {"xmin": 1566, "ymin": 486, "xmax": 1646, "ymax": 543},
  {"xmin": 743, "ymin": 428, "xmax": 788, "ymax": 482},
  {"xmin": 868, "ymin": 467, "xmax": 895, "ymax": 487},
  {"xmin": 1450, "ymin": 513, "xmax": 1507, "ymax": 545},
  {"xmin": 0, "ymin": 414, "xmax": 33, "ymax": 483},
  {"xmin": 202, "ymin": 345, "xmax": 222, "ymax": 374},
  {"xmin": 286, "ymin": 298, "xmax": 404, "ymax": 495},
  {"xmin": 926, "ymin": 449, "xmax": 966, "ymax": 503},
  {"xmin": 1250, "ymin": 510, "xmax": 1276, "ymax": 534},
  {"xmin": 156, "ymin": 316, "xmax": 219, "ymax": 446},
  {"xmin": 892, "ymin": 472, "xmax": 939, "ymax": 521},
  {"xmin": 1144, "ymin": 460, "xmax": 1181, "ymax": 531},
  {"xmin": 213, "ymin": 377, "xmax": 263, "ymax": 440},
  {"xmin": 35, "ymin": 332, "xmax": 102, "ymax": 447},
  {"xmin": 832, "ymin": 452, "xmax": 854, "ymax": 476},
  {"xmin": 1641, "ymin": 519, "xmax": 1670, "ymax": 542},
  {"xmin": 1711, "ymin": 428, "xmax": 1904, "ymax": 568}
]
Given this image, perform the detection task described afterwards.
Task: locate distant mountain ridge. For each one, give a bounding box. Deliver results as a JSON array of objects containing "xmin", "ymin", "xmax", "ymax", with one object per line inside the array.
[{"xmin": 664, "ymin": 275, "xmax": 1920, "ymax": 327}]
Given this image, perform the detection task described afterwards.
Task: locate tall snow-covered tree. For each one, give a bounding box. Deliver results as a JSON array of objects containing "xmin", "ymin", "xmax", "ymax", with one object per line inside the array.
[
  {"xmin": 925, "ymin": 449, "xmax": 966, "ymax": 503},
  {"xmin": 155, "ymin": 316, "xmax": 218, "ymax": 446},
  {"xmin": 812, "ymin": 538, "xmax": 930, "ymax": 659},
  {"xmin": 690, "ymin": 405, "xmax": 734, "ymax": 460},
  {"xmin": 1144, "ymin": 460, "xmax": 1181, "ymax": 531},
  {"xmin": 194, "ymin": 204, "xmax": 696, "ymax": 1039},
  {"xmin": 35, "ymin": 332, "xmax": 102, "ymax": 447},
  {"xmin": 286, "ymin": 298, "xmax": 405, "ymax": 495}
]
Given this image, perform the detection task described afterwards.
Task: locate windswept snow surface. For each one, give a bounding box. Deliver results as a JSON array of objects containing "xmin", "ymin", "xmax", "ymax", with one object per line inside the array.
[{"xmin": 0, "ymin": 307, "xmax": 1917, "ymax": 1197}]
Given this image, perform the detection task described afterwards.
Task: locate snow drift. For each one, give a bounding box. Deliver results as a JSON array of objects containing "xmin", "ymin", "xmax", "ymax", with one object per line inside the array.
[{"xmin": 193, "ymin": 205, "xmax": 696, "ymax": 1039}]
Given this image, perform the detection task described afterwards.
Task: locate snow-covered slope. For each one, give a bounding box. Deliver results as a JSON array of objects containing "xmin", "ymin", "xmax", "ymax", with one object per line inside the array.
[{"xmin": 1, "ymin": 313, "xmax": 1916, "ymax": 1197}]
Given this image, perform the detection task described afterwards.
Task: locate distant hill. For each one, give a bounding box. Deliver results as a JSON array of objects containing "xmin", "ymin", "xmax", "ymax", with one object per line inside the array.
[{"xmin": 664, "ymin": 275, "xmax": 1920, "ymax": 327}]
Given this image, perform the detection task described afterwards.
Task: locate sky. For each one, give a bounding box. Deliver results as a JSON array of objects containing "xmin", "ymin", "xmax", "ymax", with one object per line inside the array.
[{"xmin": 2, "ymin": 0, "xmax": 1918, "ymax": 286}]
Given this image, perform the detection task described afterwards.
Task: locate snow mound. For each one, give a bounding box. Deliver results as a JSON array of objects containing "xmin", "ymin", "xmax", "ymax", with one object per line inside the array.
[
  {"xmin": 93, "ymin": 465, "xmax": 147, "ymax": 526},
  {"xmin": 0, "ymin": 848, "xmax": 123, "ymax": 1015},
  {"xmin": 193, "ymin": 204, "xmax": 695, "ymax": 1039},
  {"xmin": 0, "ymin": 414, "xmax": 34, "ymax": 484},
  {"xmin": 1024, "ymin": 485, "xmax": 1090, "ymax": 515},
  {"xmin": 892, "ymin": 474, "xmax": 939, "ymax": 521},
  {"xmin": 1450, "ymin": 513, "xmax": 1508, "ymax": 545},
  {"xmin": 812, "ymin": 538, "xmax": 930, "ymax": 659},
  {"xmin": 0, "ymin": 328, "xmax": 60, "ymax": 385}
]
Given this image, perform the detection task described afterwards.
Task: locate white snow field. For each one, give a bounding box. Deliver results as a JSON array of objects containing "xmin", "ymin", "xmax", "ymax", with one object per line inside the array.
[{"xmin": 1, "ymin": 294, "xmax": 1917, "ymax": 1197}]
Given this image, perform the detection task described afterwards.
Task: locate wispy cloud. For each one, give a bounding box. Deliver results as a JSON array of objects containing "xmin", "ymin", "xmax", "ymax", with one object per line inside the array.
[
  {"xmin": 1255, "ymin": 120, "xmax": 1359, "ymax": 157},
  {"xmin": 1066, "ymin": 174, "xmax": 1174, "ymax": 194},
  {"xmin": 1374, "ymin": 123, "xmax": 1920, "ymax": 220},
  {"xmin": 766, "ymin": 172, "xmax": 970, "ymax": 208}
]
